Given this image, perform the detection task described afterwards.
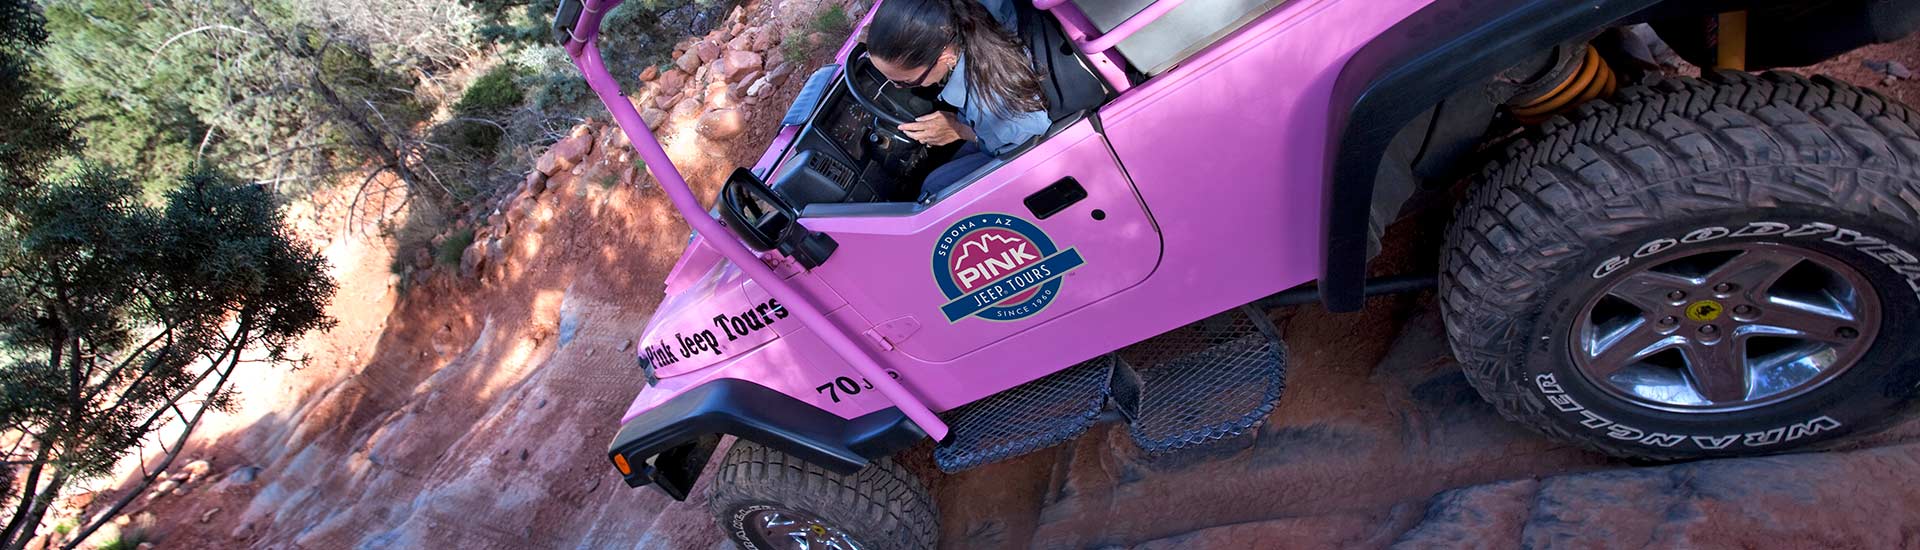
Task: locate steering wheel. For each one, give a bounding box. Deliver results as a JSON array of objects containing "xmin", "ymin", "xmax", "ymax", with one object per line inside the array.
[{"xmin": 843, "ymin": 53, "xmax": 926, "ymax": 145}]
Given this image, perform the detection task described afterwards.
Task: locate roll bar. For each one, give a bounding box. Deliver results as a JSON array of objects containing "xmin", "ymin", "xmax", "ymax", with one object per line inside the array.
[
  {"xmin": 555, "ymin": 0, "xmax": 949, "ymax": 441},
  {"xmin": 1031, "ymin": 0, "xmax": 1189, "ymax": 92}
]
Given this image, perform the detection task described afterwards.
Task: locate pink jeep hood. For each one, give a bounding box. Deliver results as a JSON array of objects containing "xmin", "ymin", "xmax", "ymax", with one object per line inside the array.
[{"xmin": 635, "ymin": 234, "xmax": 795, "ymax": 378}]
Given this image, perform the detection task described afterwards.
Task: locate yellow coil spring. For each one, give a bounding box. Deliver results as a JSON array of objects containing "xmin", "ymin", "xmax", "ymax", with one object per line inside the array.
[{"xmin": 1510, "ymin": 45, "xmax": 1618, "ymax": 125}]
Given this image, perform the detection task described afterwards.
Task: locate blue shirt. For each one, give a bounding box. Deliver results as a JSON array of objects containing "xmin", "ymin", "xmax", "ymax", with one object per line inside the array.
[{"xmin": 936, "ymin": 0, "xmax": 1050, "ymax": 156}]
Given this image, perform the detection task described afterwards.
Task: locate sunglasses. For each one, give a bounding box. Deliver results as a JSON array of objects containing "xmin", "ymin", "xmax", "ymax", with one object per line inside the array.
[{"xmin": 886, "ymin": 60, "xmax": 939, "ymax": 89}]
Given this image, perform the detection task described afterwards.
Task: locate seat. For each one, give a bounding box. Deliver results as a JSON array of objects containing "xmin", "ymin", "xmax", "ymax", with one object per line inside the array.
[{"xmin": 1013, "ymin": 0, "xmax": 1111, "ymax": 122}]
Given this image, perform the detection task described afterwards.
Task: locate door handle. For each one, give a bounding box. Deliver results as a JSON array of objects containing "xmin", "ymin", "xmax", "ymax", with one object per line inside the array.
[{"xmin": 1024, "ymin": 177, "xmax": 1087, "ymax": 220}]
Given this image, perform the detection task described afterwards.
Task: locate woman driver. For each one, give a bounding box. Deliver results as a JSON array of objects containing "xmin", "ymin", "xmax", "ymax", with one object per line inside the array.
[{"xmin": 866, "ymin": 0, "xmax": 1050, "ymax": 200}]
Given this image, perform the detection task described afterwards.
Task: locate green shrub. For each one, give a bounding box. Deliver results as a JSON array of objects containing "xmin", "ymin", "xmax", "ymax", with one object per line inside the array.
[
  {"xmin": 783, "ymin": 5, "xmax": 852, "ymax": 64},
  {"xmin": 454, "ymin": 64, "xmax": 526, "ymax": 116},
  {"xmin": 436, "ymin": 227, "xmax": 476, "ymax": 266}
]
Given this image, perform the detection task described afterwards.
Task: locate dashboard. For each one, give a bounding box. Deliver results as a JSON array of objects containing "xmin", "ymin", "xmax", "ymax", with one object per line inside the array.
[{"xmin": 767, "ymin": 59, "xmax": 958, "ymax": 209}]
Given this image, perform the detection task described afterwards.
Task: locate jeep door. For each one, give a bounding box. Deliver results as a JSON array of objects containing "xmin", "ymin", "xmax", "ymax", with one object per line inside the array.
[{"xmin": 798, "ymin": 119, "xmax": 1161, "ymax": 370}]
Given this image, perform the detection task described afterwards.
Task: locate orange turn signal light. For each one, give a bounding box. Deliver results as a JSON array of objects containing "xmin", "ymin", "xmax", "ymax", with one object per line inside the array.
[{"xmin": 612, "ymin": 453, "xmax": 633, "ymax": 476}]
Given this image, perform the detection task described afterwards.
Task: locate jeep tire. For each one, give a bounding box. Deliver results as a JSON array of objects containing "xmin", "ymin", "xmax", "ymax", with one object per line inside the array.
[
  {"xmin": 1443, "ymin": 71, "xmax": 1920, "ymax": 461},
  {"xmin": 707, "ymin": 439, "xmax": 937, "ymax": 549}
]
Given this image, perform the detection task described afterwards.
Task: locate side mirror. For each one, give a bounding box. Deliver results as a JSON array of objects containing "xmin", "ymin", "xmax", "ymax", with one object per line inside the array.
[{"xmin": 717, "ymin": 168, "xmax": 837, "ymax": 268}]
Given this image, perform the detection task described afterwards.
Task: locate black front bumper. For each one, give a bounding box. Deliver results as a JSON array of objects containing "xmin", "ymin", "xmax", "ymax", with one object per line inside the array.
[{"xmin": 606, "ymin": 379, "xmax": 927, "ymax": 500}]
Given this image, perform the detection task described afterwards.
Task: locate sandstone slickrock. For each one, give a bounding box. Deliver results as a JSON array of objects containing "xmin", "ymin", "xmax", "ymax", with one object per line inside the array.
[{"xmin": 1391, "ymin": 441, "xmax": 1920, "ymax": 548}]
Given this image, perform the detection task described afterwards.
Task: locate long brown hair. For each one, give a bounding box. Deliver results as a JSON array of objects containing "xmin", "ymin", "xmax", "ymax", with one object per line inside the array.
[{"xmin": 868, "ymin": 0, "xmax": 1047, "ymax": 119}]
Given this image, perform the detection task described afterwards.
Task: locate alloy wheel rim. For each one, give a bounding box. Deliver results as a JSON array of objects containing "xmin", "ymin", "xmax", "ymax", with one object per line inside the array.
[
  {"xmin": 1569, "ymin": 242, "xmax": 1880, "ymax": 413},
  {"xmin": 745, "ymin": 508, "xmax": 867, "ymax": 550}
]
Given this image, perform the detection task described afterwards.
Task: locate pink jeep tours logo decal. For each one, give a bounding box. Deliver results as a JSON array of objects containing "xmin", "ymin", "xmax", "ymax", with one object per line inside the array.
[{"xmin": 932, "ymin": 213, "xmax": 1084, "ymax": 323}]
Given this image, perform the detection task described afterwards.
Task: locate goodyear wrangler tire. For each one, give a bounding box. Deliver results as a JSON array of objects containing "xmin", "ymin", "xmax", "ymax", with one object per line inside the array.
[
  {"xmin": 1442, "ymin": 71, "xmax": 1920, "ymax": 461},
  {"xmin": 707, "ymin": 439, "xmax": 936, "ymax": 550}
]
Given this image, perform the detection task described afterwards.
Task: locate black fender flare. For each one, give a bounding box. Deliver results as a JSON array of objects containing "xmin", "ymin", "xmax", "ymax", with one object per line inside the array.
[
  {"xmin": 605, "ymin": 379, "xmax": 926, "ymax": 500},
  {"xmin": 1319, "ymin": 0, "xmax": 1663, "ymax": 311}
]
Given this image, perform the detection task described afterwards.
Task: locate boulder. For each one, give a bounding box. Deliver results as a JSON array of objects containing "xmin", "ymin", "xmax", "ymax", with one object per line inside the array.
[
  {"xmin": 151, "ymin": 480, "xmax": 179, "ymax": 498},
  {"xmin": 766, "ymin": 49, "xmax": 786, "ymax": 73},
  {"xmin": 658, "ymin": 69, "xmax": 688, "ymax": 92},
  {"xmin": 525, "ymin": 171, "xmax": 548, "ymax": 197},
  {"xmin": 729, "ymin": 5, "xmax": 746, "ymax": 25},
  {"xmin": 728, "ymin": 33, "xmax": 752, "ymax": 53},
  {"xmin": 767, "ymin": 62, "xmax": 796, "ymax": 87},
  {"xmin": 747, "ymin": 77, "xmax": 774, "ymax": 98},
  {"xmin": 704, "ymin": 81, "xmax": 735, "ymax": 110},
  {"xmin": 722, "ymin": 50, "xmax": 763, "ymax": 83},
  {"xmin": 731, "ymin": 78, "xmax": 758, "ymax": 103},
  {"xmin": 485, "ymin": 237, "xmax": 506, "ymax": 266},
  {"xmin": 173, "ymin": 484, "xmax": 190, "ymax": 495},
  {"xmin": 671, "ymin": 96, "xmax": 703, "ymax": 123},
  {"xmin": 184, "ymin": 459, "xmax": 213, "ymax": 476},
  {"xmin": 731, "ymin": 22, "xmax": 747, "ymax": 37},
  {"xmin": 534, "ymin": 151, "xmax": 560, "ymax": 176},
  {"xmin": 549, "ymin": 134, "xmax": 592, "ymax": 172},
  {"xmin": 695, "ymin": 40, "xmax": 721, "ymax": 63},
  {"xmin": 654, "ymin": 92, "xmax": 683, "ymax": 111},
  {"xmin": 752, "ymin": 28, "xmax": 778, "ymax": 52},
  {"xmin": 506, "ymin": 199, "xmax": 535, "ymax": 229},
  {"xmin": 697, "ymin": 109, "xmax": 747, "ymax": 140},
  {"xmin": 486, "ymin": 210, "xmax": 506, "ymax": 231},
  {"xmin": 605, "ymin": 128, "xmax": 631, "ymax": 151},
  {"xmin": 674, "ymin": 49, "xmax": 701, "ymax": 73},
  {"xmin": 642, "ymin": 108, "xmax": 668, "ymax": 131},
  {"xmin": 639, "ymin": 65, "xmax": 659, "ymax": 81},
  {"xmin": 459, "ymin": 238, "xmax": 488, "ymax": 279}
]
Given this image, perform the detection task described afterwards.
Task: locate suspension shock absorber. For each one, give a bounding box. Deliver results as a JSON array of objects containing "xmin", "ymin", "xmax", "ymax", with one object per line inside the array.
[{"xmin": 1506, "ymin": 44, "xmax": 1619, "ymax": 125}]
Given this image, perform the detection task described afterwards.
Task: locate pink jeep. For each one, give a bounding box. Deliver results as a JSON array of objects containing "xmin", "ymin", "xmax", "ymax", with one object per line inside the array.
[{"xmin": 559, "ymin": 0, "xmax": 1920, "ymax": 547}]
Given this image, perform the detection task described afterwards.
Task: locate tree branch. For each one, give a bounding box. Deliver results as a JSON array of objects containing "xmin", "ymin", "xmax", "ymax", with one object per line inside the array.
[{"xmin": 61, "ymin": 324, "xmax": 249, "ymax": 550}]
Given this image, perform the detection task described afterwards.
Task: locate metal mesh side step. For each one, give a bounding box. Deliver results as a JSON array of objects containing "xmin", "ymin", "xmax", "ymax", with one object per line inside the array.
[
  {"xmin": 1120, "ymin": 305, "xmax": 1287, "ymax": 454},
  {"xmin": 934, "ymin": 356, "xmax": 1112, "ymax": 473}
]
